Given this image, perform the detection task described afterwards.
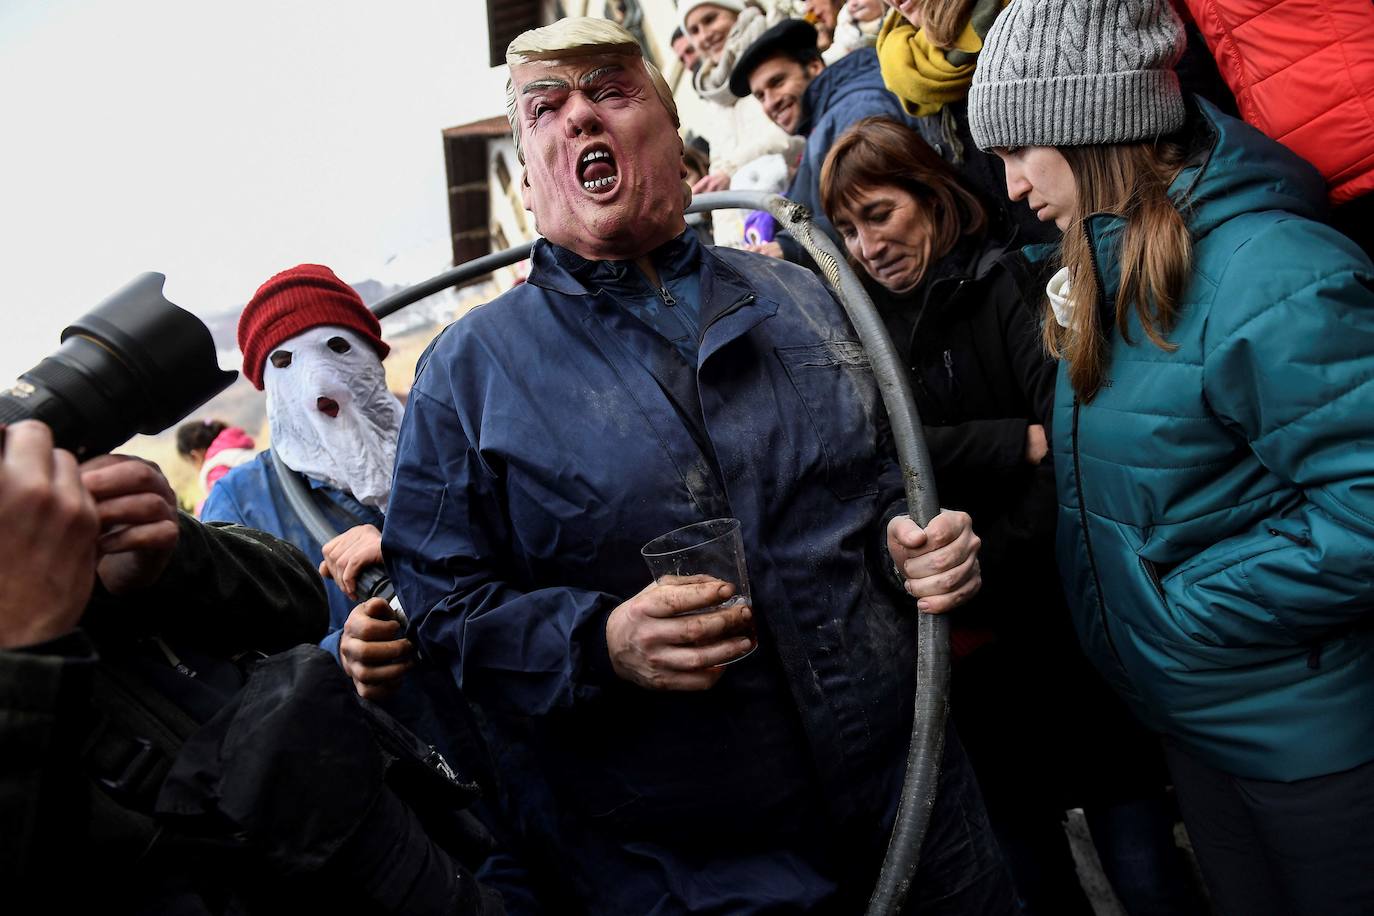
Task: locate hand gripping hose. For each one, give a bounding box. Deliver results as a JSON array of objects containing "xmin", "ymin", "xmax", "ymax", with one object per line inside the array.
[
  {"xmin": 367, "ymin": 191, "xmax": 949, "ymax": 913},
  {"xmin": 270, "ymin": 449, "xmax": 406, "ymax": 629}
]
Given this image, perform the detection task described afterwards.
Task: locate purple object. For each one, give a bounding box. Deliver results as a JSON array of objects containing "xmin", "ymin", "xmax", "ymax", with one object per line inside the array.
[{"xmin": 743, "ymin": 211, "xmax": 777, "ymax": 245}]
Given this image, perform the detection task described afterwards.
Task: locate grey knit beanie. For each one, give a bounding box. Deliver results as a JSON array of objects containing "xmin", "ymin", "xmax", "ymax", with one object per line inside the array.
[{"xmin": 967, "ymin": 0, "xmax": 1186, "ymax": 150}]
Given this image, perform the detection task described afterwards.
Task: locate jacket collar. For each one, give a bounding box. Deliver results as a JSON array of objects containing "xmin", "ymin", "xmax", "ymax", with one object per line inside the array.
[
  {"xmin": 799, "ymin": 47, "xmax": 883, "ymax": 136},
  {"xmin": 1082, "ymin": 97, "xmax": 1330, "ymax": 282},
  {"xmin": 527, "ymin": 230, "xmax": 702, "ymax": 297},
  {"xmin": 868, "ymin": 226, "xmax": 1011, "ymax": 322},
  {"xmin": 527, "ymin": 231, "xmax": 777, "ymax": 362}
]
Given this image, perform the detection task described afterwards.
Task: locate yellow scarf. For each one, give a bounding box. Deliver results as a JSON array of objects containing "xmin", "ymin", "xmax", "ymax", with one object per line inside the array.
[{"xmin": 875, "ymin": 2, "xmax": 1008, "ymax": 118}]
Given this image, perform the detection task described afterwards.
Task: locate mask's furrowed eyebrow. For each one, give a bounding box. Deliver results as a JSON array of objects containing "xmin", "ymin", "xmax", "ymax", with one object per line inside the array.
[
  {"xmin": 578, "ymin": 65, "xmax": 625, "ymax": 88},
  {"xmin": 520, "ymin": 77, "xmax": 571, "ymax": 96}
]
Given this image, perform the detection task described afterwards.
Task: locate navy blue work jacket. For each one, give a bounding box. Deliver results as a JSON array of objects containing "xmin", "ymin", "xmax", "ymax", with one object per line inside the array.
[{"xmin": 383, "ymin": 232, "xmax": 920, "ymax": 913}]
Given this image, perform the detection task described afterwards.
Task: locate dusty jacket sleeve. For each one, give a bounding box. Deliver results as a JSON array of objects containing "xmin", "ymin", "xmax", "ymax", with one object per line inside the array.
[
  {"xmin": 1188, "ymin": 221, "xmax": 1374, "ymax": 644},
  {"xmin": 383, "ymin": 387, "xmax": 621, "ymax": 718}
]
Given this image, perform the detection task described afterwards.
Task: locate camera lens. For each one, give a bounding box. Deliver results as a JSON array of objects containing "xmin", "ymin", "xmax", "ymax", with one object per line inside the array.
[{"xmin": 0, "ymin": 273, "xmax": 236, "ymax": 456}]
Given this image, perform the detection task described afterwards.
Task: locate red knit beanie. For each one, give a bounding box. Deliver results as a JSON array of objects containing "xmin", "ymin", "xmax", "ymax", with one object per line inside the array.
[{"xmin": 237, "ymin": 264, "xmax": 390, "ymax": 389}]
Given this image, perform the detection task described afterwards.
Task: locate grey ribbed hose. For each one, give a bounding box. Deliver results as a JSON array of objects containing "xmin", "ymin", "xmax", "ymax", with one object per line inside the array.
[{"xmin": 368, "ymin": 191, "xmax": 949, "ymax": 914}]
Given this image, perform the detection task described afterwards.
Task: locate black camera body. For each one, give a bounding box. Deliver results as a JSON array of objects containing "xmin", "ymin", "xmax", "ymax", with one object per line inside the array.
[{"xmin": 0, "ymin": 273, "xmax": 237, "ymax": 456}]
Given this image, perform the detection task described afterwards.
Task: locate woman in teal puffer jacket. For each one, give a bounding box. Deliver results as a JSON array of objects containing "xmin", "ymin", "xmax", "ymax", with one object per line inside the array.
[{"xmin": 967, "ymin": 2, "xmax": 1374, "ymax": 914}]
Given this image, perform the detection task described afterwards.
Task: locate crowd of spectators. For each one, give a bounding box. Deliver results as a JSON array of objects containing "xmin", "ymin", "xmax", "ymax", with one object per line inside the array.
[{"xmin": 6, "ymin": 1, "xmax": 1374, "ymax": 914}]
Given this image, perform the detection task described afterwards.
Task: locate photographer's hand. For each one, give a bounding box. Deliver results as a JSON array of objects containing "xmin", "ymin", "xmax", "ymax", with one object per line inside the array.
[
  {"xmin": 80, "ymin": 454, "xmax": 179, "ymax": 595},
  {"xmin": 0, "ymin": 421, "xmax": 100, "ymax": 649}
]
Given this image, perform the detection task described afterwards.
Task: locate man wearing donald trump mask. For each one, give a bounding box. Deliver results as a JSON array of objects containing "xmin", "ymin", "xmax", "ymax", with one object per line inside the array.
[{"xmin": 381, "ymin": 17, "xmax": 1014, "ymax": 914}]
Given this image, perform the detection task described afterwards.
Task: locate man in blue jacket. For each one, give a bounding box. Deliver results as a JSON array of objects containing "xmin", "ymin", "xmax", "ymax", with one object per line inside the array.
[
  {"xmin": 382, "ymin": 16, "xmax": 1012, "ymax": 915},
  {"xmin": 729, "ymin": 18, "xmax": 909, "ymax": 262}
]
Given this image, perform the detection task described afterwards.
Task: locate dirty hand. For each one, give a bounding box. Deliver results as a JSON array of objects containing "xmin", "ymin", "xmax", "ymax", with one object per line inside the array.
[
  {"xmin": 887, "ymin": 510, "xmax": 982, "ymax": 613},
  {"xmin": 692, "ymin": 172, "xmax": 732, "ymax": 195},
  {"xmin": 339, "ymin": 597, "xmax": 414, "ymax": 700},
  {"xmin": 606, "ymin": 577, "xmax": 755, "ymax": 691},
  {"xmin": 0, "ymin": 421, "xmax": 100, "ymax": 648},
  {"xmin": 81, "ymin": 453, "xmax": 179, "ymax": 596},
  {"xmin": 320, "ymin": 523, "xmax": 383, "ymax": 600}
]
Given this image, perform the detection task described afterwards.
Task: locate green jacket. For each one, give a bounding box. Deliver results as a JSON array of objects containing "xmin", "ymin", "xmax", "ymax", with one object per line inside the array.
[{"xmin": 1055, "ymin": 99, "xmax": 1374, "ymax": 781}]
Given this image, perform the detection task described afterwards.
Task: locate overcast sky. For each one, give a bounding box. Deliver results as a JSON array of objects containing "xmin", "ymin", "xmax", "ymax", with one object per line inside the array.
[{"xmin": 0, "ymin": 0, "xmax": 511, "ymax": 385}]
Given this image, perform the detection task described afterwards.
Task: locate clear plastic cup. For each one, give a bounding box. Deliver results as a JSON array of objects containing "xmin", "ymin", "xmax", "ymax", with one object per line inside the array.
[{"xmin": 641, "ymin": 518, "xmax": 756, "ymax": 664}]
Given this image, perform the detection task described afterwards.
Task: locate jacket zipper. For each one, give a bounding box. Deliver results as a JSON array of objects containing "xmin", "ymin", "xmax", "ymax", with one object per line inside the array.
[
  {"xmin": 1268, "ymin": 527, "xmax": 1312, "ymax": 547},
  {"xmin": 1140, "ymin": 557, "xmax": 1166, "ymax": 601},
  {"xmin": 1072, "ymin": 398, "xmax": 1124, "ymax": 668},
  {"xmin": 702, "ymin": 293, "xmax": 755, "ymax": 333},
  {"xmin": 658, "ymin": 285, "xmax": 677, "ymax": 307},
  {"xmin": 1076, "ymin": 225, "xmax": 1126, "ymax": 668}
]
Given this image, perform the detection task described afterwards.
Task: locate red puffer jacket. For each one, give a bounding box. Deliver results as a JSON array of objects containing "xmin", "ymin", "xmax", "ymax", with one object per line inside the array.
[{"xmin": 1177, "ymin": 0, "xmax": 1374, "ymax": 204}]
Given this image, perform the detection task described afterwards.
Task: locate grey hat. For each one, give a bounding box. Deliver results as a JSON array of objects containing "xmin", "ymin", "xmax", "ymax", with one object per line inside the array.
[{"xmin": 967, "ymin": 0, "xmax": 1187, "ymax": 151}]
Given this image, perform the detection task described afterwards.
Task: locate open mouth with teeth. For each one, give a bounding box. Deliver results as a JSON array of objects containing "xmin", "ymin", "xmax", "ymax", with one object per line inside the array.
[{"xmin": 578, "ymin": 145, "xmax": 619, "ymax": 193}]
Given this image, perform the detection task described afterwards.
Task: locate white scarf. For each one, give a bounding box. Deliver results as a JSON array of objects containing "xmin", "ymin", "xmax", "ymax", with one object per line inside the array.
[
  {"xmin": 1046, "ymin": 266, "xmax": 1076, "ymax": 329},
  {"xmin": 264, "ymin": 326, "xmax": 403, "ymax": 511}
]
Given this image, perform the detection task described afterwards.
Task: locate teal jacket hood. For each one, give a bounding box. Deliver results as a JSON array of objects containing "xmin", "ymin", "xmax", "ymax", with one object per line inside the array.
[
  {"xmin": 1174, "ymin": 98, "xmax": 1329, "ymax": 235},
  {"xmin": 1084, "ymin": 98, "xmax": 1330, "ymax": 297}
]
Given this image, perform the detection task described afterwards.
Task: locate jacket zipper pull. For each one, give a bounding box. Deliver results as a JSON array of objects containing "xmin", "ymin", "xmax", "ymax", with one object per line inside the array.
[
  {"xmin": 152, "ymin": 636, "xmax": 198, "ymax": 678},
  {"xmin": 1268, "ymin": 527, "xmax": 1312, "ymax": 547},
  {"xmin": 943, "ymin": 349, "xmax": 959, "ymax": 396},
  {"xmin": 658, "ymin": 285, "xmax": 677, "ymax": 307}
]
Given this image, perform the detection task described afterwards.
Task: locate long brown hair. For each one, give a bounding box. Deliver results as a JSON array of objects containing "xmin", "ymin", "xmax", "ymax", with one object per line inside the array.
[
  {"xmin": 1052, "ymin": 141, "xmax": 1191, "ymax": 400},
  {"xmin": 916, "ymin": 0, "xmax": 978, "ymax": 50},
  {"xmin": 820, "ymin": 116, "xmax": 986, "ymax": 284}
]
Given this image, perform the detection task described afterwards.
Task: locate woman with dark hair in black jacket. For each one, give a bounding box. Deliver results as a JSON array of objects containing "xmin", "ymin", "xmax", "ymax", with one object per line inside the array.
[{"xmin": 820, "ymin": 116, "xmax": 1206, "ymax": 916}]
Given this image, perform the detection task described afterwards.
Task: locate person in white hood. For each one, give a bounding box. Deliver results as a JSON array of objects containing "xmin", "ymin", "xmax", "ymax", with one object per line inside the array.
[{"xmin": 201, "ymin": 264, "xmax": 409, "ymax": 692}]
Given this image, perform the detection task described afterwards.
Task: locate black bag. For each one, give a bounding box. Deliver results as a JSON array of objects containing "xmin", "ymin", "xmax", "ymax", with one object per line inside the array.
[{"xmin": 82, "ymin": 643, "xmax": 502, "ymax": 915}]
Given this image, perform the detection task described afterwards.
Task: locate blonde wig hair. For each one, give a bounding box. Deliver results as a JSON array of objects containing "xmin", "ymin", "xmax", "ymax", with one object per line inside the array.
[{"xmin": 505, "ymin": 18, "xmax": 679, "ymax": 164}]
